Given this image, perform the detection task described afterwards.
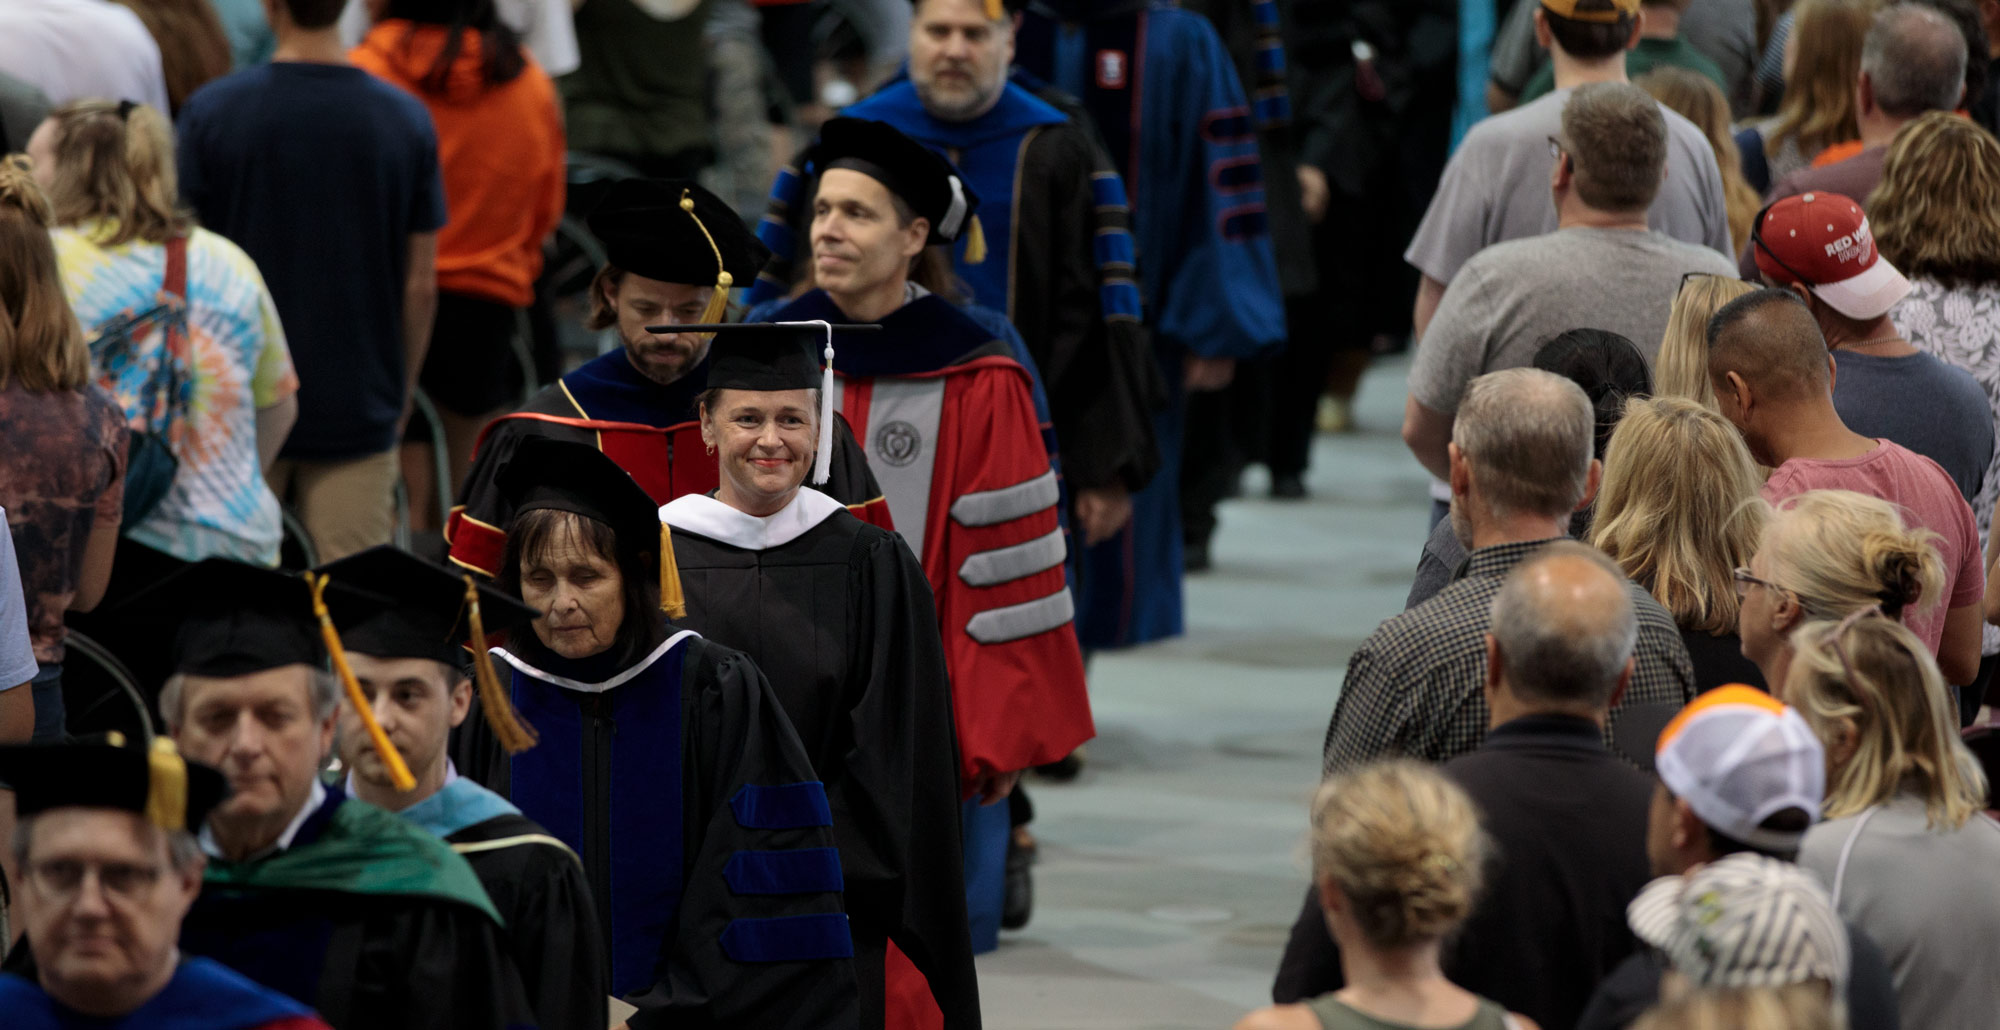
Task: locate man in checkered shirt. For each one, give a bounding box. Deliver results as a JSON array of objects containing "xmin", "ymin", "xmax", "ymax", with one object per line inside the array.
[{"xmin": 1321, "ymin": 367, "xmax": 1695, "ymax": 776}]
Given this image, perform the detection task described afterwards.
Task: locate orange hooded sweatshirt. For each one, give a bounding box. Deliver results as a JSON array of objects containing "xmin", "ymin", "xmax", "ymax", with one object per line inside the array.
[{"xmin": 353, "ymin": 21, "xmax": 565, "ymax": 307}]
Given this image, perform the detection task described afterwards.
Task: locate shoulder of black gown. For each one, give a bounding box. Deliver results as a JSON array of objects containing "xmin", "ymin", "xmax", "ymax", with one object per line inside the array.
[
  {"xmin": 450, "ymin": 815, "xmax": 611, "ymax": 1030},
  {"xmin": 353, "ymin": 885, "xmax": 541, "ymax": 1030},
  {"xmin": 448, "ymin": 811, "xmax": 580, "ymax": 860}
]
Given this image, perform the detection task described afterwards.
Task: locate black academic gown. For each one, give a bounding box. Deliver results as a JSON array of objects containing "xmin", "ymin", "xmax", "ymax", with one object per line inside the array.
[
  {"xmin": 448, "ymin": 811, "xmax": 610, "ymax": 1030},
  {"xmin": 661, "ymin": 489, "xmax": 978, "ymax": 1030},
  {"xmin": 447, "ymin": 351, "xmax": 888, "ymax": 578},
  {"xmin": 175, "ymin": 788, "xmax": 538, "ymax": 1030},
  {"xmin": 457, "ymin": 627, "xmax": 862, "ymax": 1030}
]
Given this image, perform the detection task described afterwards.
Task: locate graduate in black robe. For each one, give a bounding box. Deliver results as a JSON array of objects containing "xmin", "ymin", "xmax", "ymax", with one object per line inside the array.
[
  {"xmin": 456, "ymin": 436, "xmax": 860, "ymax": 1029},
  {"xmin": 447, "ymin": 179, "xmax": 889, "ymax": 580},
  {"xmin": 63, "ymin": 562, "xmax": 539, "ymax": 1030},
  {"xmin": 659, "ymin": 323, "xmax": 977, "ymax": 1030},
  {"xmin": 320, "ymin": 546, "xmax": 610, "ymax": 1030}
]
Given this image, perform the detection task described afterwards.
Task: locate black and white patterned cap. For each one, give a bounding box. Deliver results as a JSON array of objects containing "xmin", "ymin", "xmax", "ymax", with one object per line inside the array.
[{"xmin": 1628, "ymin": 853, "xmax": 1850, "ymax": 989}]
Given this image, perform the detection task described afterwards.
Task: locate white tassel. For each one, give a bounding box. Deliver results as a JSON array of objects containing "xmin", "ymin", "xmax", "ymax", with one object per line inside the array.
[{"xmin": 812, "ymin": 320, "xmax": 834, "ymax": 485}]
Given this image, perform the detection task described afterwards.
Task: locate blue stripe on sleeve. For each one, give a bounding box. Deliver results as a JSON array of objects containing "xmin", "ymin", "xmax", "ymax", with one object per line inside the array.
[
  {"xmin": 1100, "ymin": 281, "xmax": 1143, "ymax": 319},
  {"xmin": 1252, "ymin": 0, "xmax": 1279, "ymax": 27},
  {"xmin": 1090, "ymin": 174, "xmax": 1129, "ymax": 210},
  {"xmin": 725, "ymin": 848, "xmax": 846, "ymax": 895},
  {"xmin": 721, "ymin": 914, "xmax": 856, "ymax": 962},
  {"xmin": 1253, "ymin": 95, "xmax": 1290, "ymax": 126},
  {"xmin": 1093, "ymin": 229, "xmax": 1135, "ymax": 268},
  {"xmin": 1255, "ymin": 46, "xmax": 1284, "ymax": 74},
  {"xmin": 729, "ymin": 782, "xmax": 834, "ymax": 830}
]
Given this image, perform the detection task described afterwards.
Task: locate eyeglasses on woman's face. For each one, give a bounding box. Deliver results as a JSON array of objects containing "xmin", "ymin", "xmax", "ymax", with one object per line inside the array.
[{"xmin": 1732, "ymin": 566, "xmax": 1786, "ymax": 598}]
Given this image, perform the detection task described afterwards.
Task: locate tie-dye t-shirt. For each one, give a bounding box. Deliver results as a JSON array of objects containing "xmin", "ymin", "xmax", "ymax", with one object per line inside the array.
[{"xmin": 53, "ymin": 222, "xmax": 296, "ymax": 566}]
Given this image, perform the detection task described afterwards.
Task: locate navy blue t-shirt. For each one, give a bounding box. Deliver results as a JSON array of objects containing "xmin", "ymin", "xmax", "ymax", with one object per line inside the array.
[
  {"xmin": 177, "ymin": 62, "xmax": 447, "ymax": 460},
  {"xmin": 1833, "ymin": 349, "xmax": 1995, "ymax": 502}
]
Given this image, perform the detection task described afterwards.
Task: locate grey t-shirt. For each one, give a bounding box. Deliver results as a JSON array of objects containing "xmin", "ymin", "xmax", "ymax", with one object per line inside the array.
[
  {"xmin": 1409, "ymin": 226, "xmax": 1736, "ymax": 413},
  {"xmin": 1800, "ymin": 795, "xmax": 2000, "ymax": 1030},
  {"xmin": 1832, "ymin": 348, "xmax": 1995, "ymax": 504},
  {"xmin": 1404, "ymin": 88, "xmax": 1733, "ymax": 286}
]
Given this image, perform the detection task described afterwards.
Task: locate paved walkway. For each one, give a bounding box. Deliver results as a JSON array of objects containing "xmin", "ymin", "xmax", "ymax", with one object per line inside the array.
[{"xmin": 978, "ymin": 356, "xmax": 1434, "ymax": 1028}]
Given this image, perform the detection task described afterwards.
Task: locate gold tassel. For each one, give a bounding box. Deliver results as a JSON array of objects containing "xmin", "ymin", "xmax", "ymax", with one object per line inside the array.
[
  {"xmin": 305, "ymin": 571, "xmax": 416, "ymax": 792},
  {"xmin": 660, "ymin": 522, "xmax": 687, "ymax": 619},
  {"xmin": 963, "ymin": 213, "xmax": 988, "ymax": 265},
  {"xmin": 464, "ymin": 576, "xmax": 537, "ymax": 754},
  {"xmin": 984, "ymin": 0, "xmax": 1003, "ymax": 18},
  {"xmin": 682, "ymin": 190, "xmax": 734, "ymax": 333},
  {"xmin": 144, "ymin": 737, "xmax": 188, "ymax": 831}
]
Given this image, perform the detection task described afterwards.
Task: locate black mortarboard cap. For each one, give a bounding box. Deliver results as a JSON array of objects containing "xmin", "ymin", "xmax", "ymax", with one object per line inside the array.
[
  {"xmin": 585, "ymin": 178, "xmax": 772, "ymax": 287},
  {"xmin": 497, "ymin": 437, "xmax": 683, "ymax": 619},
  {"xmin": 497, "ymin": 437, "xmax": 662, "ymax": 557},
  {"xmin": 318, "ymin": 547, "xmax": 539, "ymax": 667},
  {"xmin": 706, "ymin": 324, "xmax": 826, "ymax": 393},
  {"xmin": 812, "ymin": 118, "xmax": 981, "ymax": 247},
  {"xmin": 318, "ymin": 546, "xmax": 544, "ymax": 754},
  {"xmin": 118, "ymin": 559, "xmax": 383, "ymax": 678},
  {"xmin": 0, "ymin": 734, "xmax": 228, "ymax": 834}
]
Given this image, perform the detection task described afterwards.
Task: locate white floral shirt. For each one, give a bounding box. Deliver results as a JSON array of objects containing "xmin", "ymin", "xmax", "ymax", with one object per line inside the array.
[{"xmin": 1894, "ymin": 279, "xmax": 2000, "ymax": 654}]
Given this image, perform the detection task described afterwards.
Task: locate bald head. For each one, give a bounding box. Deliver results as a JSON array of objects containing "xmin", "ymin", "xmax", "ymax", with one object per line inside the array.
[
  {"xmin": 1488, "ymin": 542, "xmax": 1638, "ymax": 709},
  {"xmin": 1706, "ymin": 288, "xmax": 1831, "ymax": 403}
]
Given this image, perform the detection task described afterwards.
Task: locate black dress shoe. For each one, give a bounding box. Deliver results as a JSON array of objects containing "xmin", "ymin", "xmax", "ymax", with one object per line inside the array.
[
  {"xmin": 1271, "ymin": 474, "xmax": 1307, "ymax": 499},
  {"xmin": 1001, "ymin": 836, "xmax": 1034, "ymax": 929}
]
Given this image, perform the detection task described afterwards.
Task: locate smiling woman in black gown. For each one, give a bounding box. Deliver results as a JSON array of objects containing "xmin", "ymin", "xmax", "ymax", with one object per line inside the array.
[{"xmin": 660, "ymin": 324, "xmax": 979, "ymax": 1030}]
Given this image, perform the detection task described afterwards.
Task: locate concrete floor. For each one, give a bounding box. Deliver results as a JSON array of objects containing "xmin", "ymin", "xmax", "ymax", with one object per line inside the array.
[{"xmin": 978, "ymin": 355, "xmax": 1434, "ymax": 1028}]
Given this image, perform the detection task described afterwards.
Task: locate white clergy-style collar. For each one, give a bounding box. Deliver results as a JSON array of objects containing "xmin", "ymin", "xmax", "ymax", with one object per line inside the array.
[{"xmin": 660, "ymin": 488, "xmax": 844, "ymax": 552}]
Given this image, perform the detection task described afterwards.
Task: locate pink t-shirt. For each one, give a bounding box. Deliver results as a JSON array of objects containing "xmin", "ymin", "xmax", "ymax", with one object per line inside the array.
[{"xmin": 1762, "ymin": 440, "xmax": 1984, "ymax": 654}]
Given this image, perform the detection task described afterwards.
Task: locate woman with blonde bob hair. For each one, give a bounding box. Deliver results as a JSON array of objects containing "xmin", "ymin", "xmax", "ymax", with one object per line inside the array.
[
  {"xmin": 1593, "ymin": 397, "xmax": 1768, "ymax": 689},
  {"xmin": 1236, "ymin": 761, "xmax": 1535, "ymax": 1030},
  {"xmin": 1655, "ymin": 273, "xmax": 1755, "ymax": 409},
  {"xmin": 0, "ymin": 156, "xmax": 128, "ymax": 741},
  {"xmin": 1789, "ymin": 610, "xmax": 2000, "ymax": 1029},
  {"xmin": 1737, "ymin": 490, "xmax": 1945, "ymax": 696}
]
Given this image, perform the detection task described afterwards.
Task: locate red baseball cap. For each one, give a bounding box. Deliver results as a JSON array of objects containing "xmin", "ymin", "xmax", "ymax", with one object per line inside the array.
[{"xmin": 1752, "ymin": 192, "xmax": 1910, "ymax": 321}]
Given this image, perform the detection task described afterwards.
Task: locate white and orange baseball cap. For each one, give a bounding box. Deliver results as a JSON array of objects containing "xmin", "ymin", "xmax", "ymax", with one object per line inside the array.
[{"xmin": 1654, "ymin": 686, "xmax": 1826, "ymax": 851}]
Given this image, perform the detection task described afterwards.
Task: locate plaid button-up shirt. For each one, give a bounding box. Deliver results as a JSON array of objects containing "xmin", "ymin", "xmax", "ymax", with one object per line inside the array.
[{"xmin": 1322, "ymin": 538, "xmax": 1695, "ymax": 776}]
